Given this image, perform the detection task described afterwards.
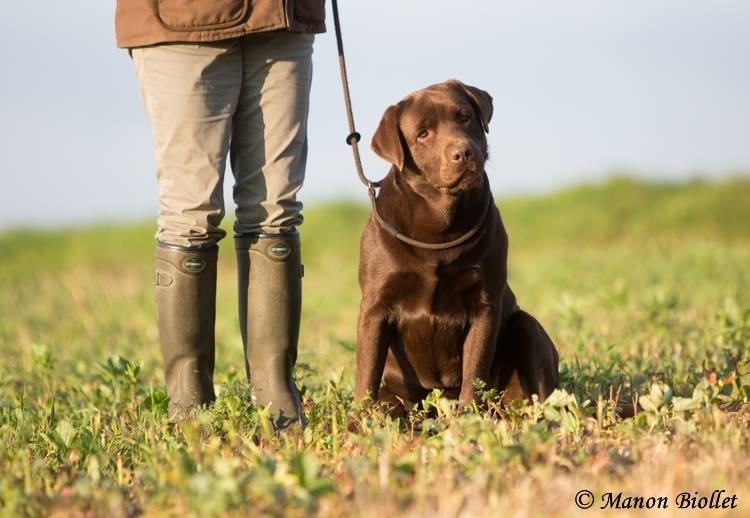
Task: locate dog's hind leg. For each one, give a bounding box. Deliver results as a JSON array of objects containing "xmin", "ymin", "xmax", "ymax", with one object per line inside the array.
[{"xmin": 491, "ymin": 310, "xmax": 560, "ymax": 404}]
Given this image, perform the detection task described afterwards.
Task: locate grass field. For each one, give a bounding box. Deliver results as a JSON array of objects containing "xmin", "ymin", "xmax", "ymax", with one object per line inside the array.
[{"xmin": 1, "ymin": 177, "xmax": 749, "ymax": 516}]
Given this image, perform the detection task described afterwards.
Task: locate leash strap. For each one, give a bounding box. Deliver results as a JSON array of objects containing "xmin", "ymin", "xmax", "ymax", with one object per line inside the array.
[
  {"xmin": 332, "ymin": 0, "xmax": 375, "ymax": 190},
  {"xmin": 331, "ymin": 0, "xmax": 491, "ymax": 250}
]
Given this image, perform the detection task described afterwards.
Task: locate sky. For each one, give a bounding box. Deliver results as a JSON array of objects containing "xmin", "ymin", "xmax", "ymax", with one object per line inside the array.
[{"xmin": 1, "ymin": 1, "xmax": 748, "ymax": 229}]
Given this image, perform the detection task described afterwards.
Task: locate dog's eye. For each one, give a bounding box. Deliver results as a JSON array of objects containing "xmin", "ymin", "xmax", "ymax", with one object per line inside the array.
[
  {"xmin": 458, "ymin": 112, "xmax": 472, "ymax": 124},
  {"xmin": 416, "ymin": 129, "xmax": 430, "ymax": 141}
]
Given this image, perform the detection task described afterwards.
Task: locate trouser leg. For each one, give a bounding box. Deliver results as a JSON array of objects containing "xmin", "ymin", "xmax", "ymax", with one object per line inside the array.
[
  {"xmin": 230, "ymin": 31, "xmax": 314, "ymax": 235},
  {"xmin": 132, "ymin": 40, "xmax": 242, "ymax": 247}
]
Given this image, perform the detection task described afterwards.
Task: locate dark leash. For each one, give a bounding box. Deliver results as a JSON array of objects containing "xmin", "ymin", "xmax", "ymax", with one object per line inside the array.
[{"xmin": 331, "ymin": 0, "xmax": 493, "ymax": 251}]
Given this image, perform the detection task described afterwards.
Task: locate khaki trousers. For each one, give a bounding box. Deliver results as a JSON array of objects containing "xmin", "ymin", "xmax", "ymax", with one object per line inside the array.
[{"xmin": 132, "ymin": 31, "xmax": 314, "ymax": 247}]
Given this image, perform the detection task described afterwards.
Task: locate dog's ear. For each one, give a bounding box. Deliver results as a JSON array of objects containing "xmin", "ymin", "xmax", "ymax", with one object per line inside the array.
[
  {"xmin": 448, "ymin": 80, "xmax": 493, "ymax": 133},
  {"xmin": 371, "ymin": 104, "xmax": 405, "ymax": 171}
]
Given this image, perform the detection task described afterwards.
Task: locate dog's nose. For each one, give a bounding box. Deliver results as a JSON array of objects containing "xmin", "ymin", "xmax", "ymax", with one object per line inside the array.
[{"xmin": 448, "ymin": 144, "xmax": 473, "ymax": 164}]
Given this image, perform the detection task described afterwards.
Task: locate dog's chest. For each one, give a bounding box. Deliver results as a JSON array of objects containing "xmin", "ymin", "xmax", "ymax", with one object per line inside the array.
[
  {"xmin": 383, "ymin": 263, "xmax": 485, "ymax": 320},
  {"xmin": 380, "ymin": 264, "xmax": 485, "ymax": 392}
]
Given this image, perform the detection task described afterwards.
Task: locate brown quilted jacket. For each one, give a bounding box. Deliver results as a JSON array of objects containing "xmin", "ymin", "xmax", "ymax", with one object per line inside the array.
[{"xmin": 115, "ymin": 0, "xmax": 326, "ymax": 48}]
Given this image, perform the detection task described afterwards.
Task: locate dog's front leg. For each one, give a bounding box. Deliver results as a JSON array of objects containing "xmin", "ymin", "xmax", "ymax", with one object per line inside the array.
[
  {"xmin": 459, "ymin": 306, "xmax": 502, "ymax": 403},
  {"xmin": 355, "ymin": 304, "xmax": 392, "ymax": 401}
]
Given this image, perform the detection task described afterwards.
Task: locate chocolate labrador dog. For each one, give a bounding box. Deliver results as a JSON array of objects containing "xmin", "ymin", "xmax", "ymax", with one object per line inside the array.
[{"xmin": 355, "ymin": 80, "xmax": 559, "ymax": 412}]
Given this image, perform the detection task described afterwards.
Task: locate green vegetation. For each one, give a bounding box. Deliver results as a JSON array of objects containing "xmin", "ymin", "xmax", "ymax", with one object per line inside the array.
[{"xmin": 1, "ymin": 177, "xmax": 748, "ymax": 516}]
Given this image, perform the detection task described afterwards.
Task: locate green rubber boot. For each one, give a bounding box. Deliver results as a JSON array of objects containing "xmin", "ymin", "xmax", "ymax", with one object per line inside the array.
[
  {"xmin": 235, "ymin": 232, "xmax": 306, "ymax": 429},
  {"xmin": 155, "ymin": 242, "xmax": 218, "ymax": 421}
]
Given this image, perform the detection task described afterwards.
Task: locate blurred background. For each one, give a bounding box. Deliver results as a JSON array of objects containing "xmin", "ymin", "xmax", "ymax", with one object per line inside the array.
[{"xmin": 1, "ymin": 0, "xmax": 748, "ymax": 230}]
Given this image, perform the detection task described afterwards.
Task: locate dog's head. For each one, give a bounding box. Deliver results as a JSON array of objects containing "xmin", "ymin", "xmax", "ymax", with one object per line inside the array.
[{"xmin": 372, "ymin": 80, "xmax": 493, "ymax": 195}]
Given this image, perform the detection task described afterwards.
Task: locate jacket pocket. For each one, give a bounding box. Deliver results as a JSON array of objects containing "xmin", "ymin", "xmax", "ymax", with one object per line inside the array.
[
  {"xmin": 153, "ymin": 0, "xmax": 250, "ymax": 31},
  {"xmin": 294, "ymin": 0, "xmax": 325, "ymax": 24}
]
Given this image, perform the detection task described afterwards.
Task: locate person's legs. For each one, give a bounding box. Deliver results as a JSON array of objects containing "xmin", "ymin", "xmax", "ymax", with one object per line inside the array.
[
  {"xmin": 230, "ymin": 31, "xmax": 314, "ymax": 428},
  {"xmin": 133, "ymin": 41, "xmax": 242, "ymax": 419}
]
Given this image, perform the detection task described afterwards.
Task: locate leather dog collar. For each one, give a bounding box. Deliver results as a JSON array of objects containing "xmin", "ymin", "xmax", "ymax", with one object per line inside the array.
[{"xmin": 368, "ymin": 183, "xmax": 494, "ymax": 250}]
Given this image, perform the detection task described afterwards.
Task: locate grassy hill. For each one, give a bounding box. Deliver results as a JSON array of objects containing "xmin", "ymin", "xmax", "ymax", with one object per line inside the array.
[{"xmin": 1, "ymin": 177, "xmax": 748, "ymax": 515}]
